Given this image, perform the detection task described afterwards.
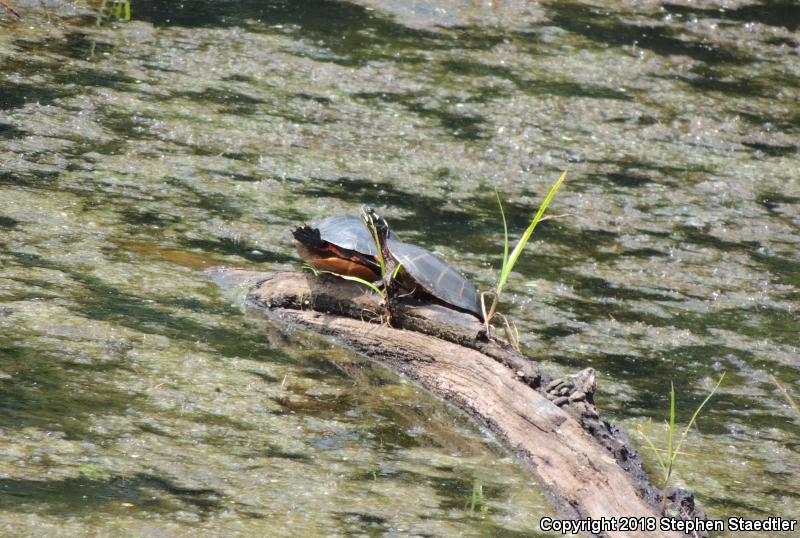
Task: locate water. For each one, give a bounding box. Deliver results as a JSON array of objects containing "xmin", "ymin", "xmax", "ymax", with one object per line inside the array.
[{"xmin": 1, "ymin": 1, "xmax": 798, "ymax": 535}]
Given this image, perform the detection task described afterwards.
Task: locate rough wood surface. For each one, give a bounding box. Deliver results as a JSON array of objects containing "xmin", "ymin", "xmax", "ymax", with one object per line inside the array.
[{"xmin": 223, "ymin": 270, "xmax": 699, "ymax": 538}]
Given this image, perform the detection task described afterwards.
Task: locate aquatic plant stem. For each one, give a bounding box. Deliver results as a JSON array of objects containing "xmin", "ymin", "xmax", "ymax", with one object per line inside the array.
[{"xmin": 485, "ymin": 169, "xmax": 567, "ymax": 331}]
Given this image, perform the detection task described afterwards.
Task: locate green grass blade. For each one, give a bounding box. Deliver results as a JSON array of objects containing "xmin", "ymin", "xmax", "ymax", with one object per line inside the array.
[
  {"xmin": 311, "ymin": 264, "xmax": 383, "ymax": 298},
  {"xmin": 667, "ymin": 381, "xmax": 675, "ymax": 468},
  {"xmin": 496, "ymin": 169, "xmax": 567, "ymax": 295},
  {"xmin": 671, "ymin": 373, "xmax": 725, "ymax": 467},
  {"xmin": 637, "ymin": 429, "xmax": 668, "ymax": 476},
  {"xmin": 391, "ymin": 262, "xmax": 403, "ymax": 279},
  {"xmin": 323, "ymin": 272, "xmax": 384, "ymax": 297},
  {"xmin": 302, "ymin": 263, "xmax": 320, "ymax": 276},
  {"xmin": 495, "ymin": 189, "xmax": 509, "ymax": 271}
]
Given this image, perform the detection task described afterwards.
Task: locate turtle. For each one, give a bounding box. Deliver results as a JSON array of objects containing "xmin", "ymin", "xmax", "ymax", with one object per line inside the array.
[
  {"xmin": 361, "ymin": 207, "xmax": 484, "ymax": 321},
  {"xmin": 292, "ymin": 215, "xmax": 381, "ymax": 281}
]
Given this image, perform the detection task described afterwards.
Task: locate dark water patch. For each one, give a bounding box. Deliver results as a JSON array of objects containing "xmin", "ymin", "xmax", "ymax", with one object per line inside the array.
[
  {"xmin": 251, "ymin": 445, "xmax": 313, "ymax": 462},
  {"xmin": 594, "ymin": 171, "xmax": 657, "ymax": 188},
  {"xmin": 363, "ymin": 419, "xmax": 422, "ymax": 450},
  {"xmin": 272, "ymin": 378, "xmax": 357, "ymax": 417},
  {"xmin": 674, "ymin": 68, "xmax": 769, "ymax": 97},
  {"xmin": 294, "ymin": 92, "xmax": 333, "ymax": 105},
  {"xmin": 590, "ymin": 156, "xmax": 715, "ymax": 179},
  {"xmin": 439, "ymin": 58, "xmax": 518, "ymax": 80},
  {"xmin": 750, "ymin": 251, "xmax": 800, "ymax": 288},
  {"xmin": 354, "ymin": 91, "xmax": 486, "ymax": 140},
  {"xmin": 593, "ymin": 347, "xmax": 735, "ymax": 414},
  {"xmin": 0, "ymin": 79, "xmax": 75, "ymax": 110},
  {"xmin": 0, "ymin": 215, "xmax": 19, "ymax": 229},
  {"xmin": 622, "ymin": 247, "xmax": 671, "ymax": 259},
  {"xmin": 120, "ymin": 208, "xmax": 181, "ymax": 227},
  {"xmin": 0, "ymin": 474, "xmax": 221, "ymax": 515},
  {"xmin": 174, "ymin": 87, "xmax": 265, "ymax": 115},
  {"xmin": 664, "ymin": 1, "xmax": 800, "ymax": 32},
  {"xmin": 440, "ymin": 59, "xmax": 633, "ymax": 100},
  {"xmin": 49, "ymin": 65, "xmax": 140, "ymax": 93},
  {"xmin": 137, "ymin": 421, "xmax": 177, "ymax": 438},
  {"xmin": 525, "ymin": 79, "xmax": 634, "ymax": 101},
  {"xmin": 673, "ymin": 224, "xmax": 761, "ymax": 254},
  {"xmin": 13, "ymin": 32, "xmax": 116, "ymax": 61},
  {"xmin": 445, "ymin": 27, "xmax": 509, "ymax": 51},
  {"xmin": 160, "ymin": 296, "xmax": 243, "ymax": 318},
  {"xmin": 704, "ymin": 307, "xmax": 799, "ymax": 347},
  {"xmin": 134, "ymin": 0, "xmax": 442, "ymax": 58},
  {"xmin": 60, "ymin": 136, "xmax": 129, "ymax": 159},
  {"xmin": 247, "ymin": 368, "xmax": 280, "ymax": 383},
  {"xmin": 537, "ymin": 323, "xmax": 583, "ymax": 342},
  {"xmin": 141, "ymin": 61, "xmax": 185, "ymax": 75},
  {"xmin": 222, "ymin": 73, "xmax": 256, "ymax": 84},
  {"xmin": 0, "ymin": 170, "xmax": 60, "ymax": 188},
  {"xmin": 183, "ymin": 237, "xmax": 294, "ymax": 264},
  {"xmin": 742, "ymin": 141, "xmax": 796, "ymax": 157},
  {"xmin": 0, "ymin": 122, "xmax": 26, "ymax": 139},
  {"xmin": 165, "ymin": 177, "xmax": 244, "ymax": 218},
  {"xmin": 757, "ymin": 190, "xmax": 800, "ymax": 212},
  {"xmin": 227, "ymin": 172, "xmax": 261, "ymax": 182},
  {"xmin": 546, "ymin": 1, "xmax": 753, "ymax": 65},
  {"xmin": 185, "ymin": 411, "xmax": 256, "ymax": 432},
  {"xmin": 406, "ymin": 103, "xmax": 485, "ymax": 140},
  {"xmin": 702, "ymin": 493, "xmax": 771, "ymax": 518},
  {"xmin": 464, "ymin": 84, "xmax": 512, "ymax": 104},
  {"xmin": 0, "ymin": 341, "xmax": 139, "ymax": 440},
  {"xmin": 102, "ymin": 110, "xmax": 161, "ymax": 142},
  {"xmin": 272, "ymin": 392, "xmax": 355, "ymax": 418},
  {"xmin": 763, "ymin": 35, "xmax": 799, "ymax": 47},
  {"xmin": 735, "ymin": 109, "xmax": 800, "ymax": 134},
  {"xmin": 549, "ymin": 294, "xmax": 687, "ymax": 333},
  {"xmin": 334, "ymin": 510, "xmax": 387, "ymax": 535}
]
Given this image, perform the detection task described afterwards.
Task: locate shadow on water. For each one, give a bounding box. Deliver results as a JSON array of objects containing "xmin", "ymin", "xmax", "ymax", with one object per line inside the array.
[
  {"xmin": 0, "ymin": 215, "xmax": 19, "ymax": 229},
  {"xmin": 0, "ymin": 77, "xmax": 75, "ymax": 110},
  {"xmin": 0, "ymin": 122, "xmax": 26, "ymax": 139},
  {"xmin": 130, "ymin": 0, "xmax": 507, "ymax": 65},
  {"xmin": 182, "ymin": 237, "xmax": 295, "ymax": 264},
  {"xmin": 0, "ymin": 474, "xmax": 223, "ymax": 516},
  {"xmin": 13, "ymin": 33, "xmax": 116, "ymax": 61},
  {"xmin": 663, "ymin": 1, "xmax": 800, "ymax": 32},
  {"xmin": 439, "ymin": 59, "xmax": 635, "ymax": 102},
  {"xmin": 353, "ymin": 92, "xmax": 487, "ymax": 140},
  {"xmin": 545, "ymin": 2, "xmax": 754, "ymax": 65},
  {"xmin": 5, "ymin": 251, "xmax": 289, "ymax": 362},
  {"xmin": 0, "ymin": 340, "xmax": 138, "ymax": 440}
]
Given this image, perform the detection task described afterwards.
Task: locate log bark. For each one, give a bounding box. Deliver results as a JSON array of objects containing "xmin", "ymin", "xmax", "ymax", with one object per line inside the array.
[{"xmin": 213, "ymin": 270, "xmax": 706, "ymax": 538}]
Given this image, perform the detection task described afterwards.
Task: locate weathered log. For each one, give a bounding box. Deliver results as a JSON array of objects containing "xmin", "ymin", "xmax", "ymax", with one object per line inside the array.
[{"xmin": 213, "ymin": 269, "xmax": 706, "ymax": 538}]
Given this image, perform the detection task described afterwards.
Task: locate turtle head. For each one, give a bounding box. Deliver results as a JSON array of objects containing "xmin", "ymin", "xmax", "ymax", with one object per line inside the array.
[{"xmin": 360, "ymin": 206, "xmax": 390, "ymax": 241}]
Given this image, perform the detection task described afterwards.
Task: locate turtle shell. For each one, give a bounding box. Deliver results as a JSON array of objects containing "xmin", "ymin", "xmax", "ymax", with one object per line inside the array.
[
  {"xmin": 316, "ymin": 215, "xmax": 378, "ymax": 257},
  {"xmin": 293, "ymin": 215, "xmax": 380, "ymax": 281},
  {"xmin": 387, "ymin": 237, "xmax": 483, "ymax": 320}
]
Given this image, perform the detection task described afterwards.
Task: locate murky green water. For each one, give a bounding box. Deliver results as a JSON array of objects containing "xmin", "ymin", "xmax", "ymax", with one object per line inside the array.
[{"xmin": 1, "ymin": 0, "xmax": 798, "ymax": 535}]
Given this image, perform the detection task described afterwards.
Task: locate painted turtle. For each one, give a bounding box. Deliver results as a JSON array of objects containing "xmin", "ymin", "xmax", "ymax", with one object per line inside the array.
[
  {"xmin": 293, "ymin": 215, "xmax": 381, "ymax": 281},
  {"xmin": 361, "ymin": 208, "xmax": 484, "ymax": 321}
]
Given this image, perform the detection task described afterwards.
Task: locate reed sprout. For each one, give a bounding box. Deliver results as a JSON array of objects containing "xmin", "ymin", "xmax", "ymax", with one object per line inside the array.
[
  {"xmin": 637, "ymin": 373, "xmax": 725, "ymax": 513},
  {"xmin": 482, "ymin": 169, "xmax": 567, "ymax": 331}
]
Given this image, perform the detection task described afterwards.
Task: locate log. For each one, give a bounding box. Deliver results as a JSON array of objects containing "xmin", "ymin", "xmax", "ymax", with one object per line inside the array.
[{"xmin": 212, "ymin": 269, "xmax": 706, "ymax": 538}]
